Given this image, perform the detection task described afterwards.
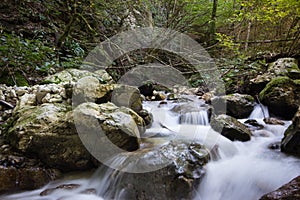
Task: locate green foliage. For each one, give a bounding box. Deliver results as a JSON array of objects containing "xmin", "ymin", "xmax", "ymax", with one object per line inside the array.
[
  {"xmin": 216, "ymin": 33, "xmax": 241, "ymax": 56},
  {"xmin": 188, "ymin": 74, "xmax": 205, "ymax": 88},
  {"xmin": 236, "ymin": 0, "xmax": 300, "ymax": 22},
  {"xmin": 58, "ymin": 38, "xmax": 85, "ymax": 69},
  {"xmin": 0, "ymin": 32, "xmax": 85, "ymax": 86},
  {"xmin": 217, "ymin": 57, "xmax": 267, "ymax": 94},
  {"xmin": 0, "ymin": 32, "xmax": 57, "ymax": 80},
  {"xmin": 219, "ymin": 0, "xmax": 300, "ymax": 56},
  {"xmin": 0, "ymin": 0, "xmax": 299, "ymax": 88}
]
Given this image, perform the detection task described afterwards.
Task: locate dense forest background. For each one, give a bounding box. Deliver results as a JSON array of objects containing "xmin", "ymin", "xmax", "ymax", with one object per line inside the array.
[{"xmin": 0, "ymin": 0, "xmax": 299, "ymax": 93}]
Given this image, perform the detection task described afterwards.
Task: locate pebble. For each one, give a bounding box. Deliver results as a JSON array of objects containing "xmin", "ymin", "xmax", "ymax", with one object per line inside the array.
[
  {"xmin": 9, "ymin": 89, "xmax": 17, "ymax": 98},
  {"xmin": 15, "ymin": 87, "xmax": 28, "ymax": 96},
  {"xmin": 42, "ymin": 93, "xmax": 51, "ymax": 103}
]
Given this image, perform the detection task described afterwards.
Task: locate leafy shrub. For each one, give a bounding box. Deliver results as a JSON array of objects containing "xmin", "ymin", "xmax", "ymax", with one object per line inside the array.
[{"xmin": 0, "ymin": 33, "xmax": 85, "ymax": 86}]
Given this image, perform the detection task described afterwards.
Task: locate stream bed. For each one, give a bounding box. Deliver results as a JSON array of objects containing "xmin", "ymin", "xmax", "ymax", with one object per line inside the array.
[{"xmin": 1, "ymin": 96, "xmax": 300, "ymax": 200}]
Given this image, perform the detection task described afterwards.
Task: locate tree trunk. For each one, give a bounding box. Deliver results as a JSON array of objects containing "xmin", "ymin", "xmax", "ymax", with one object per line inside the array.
[
  {"xmin": 209, "ymin": 0, "xmax": 218, "ymax": 43},
  {"xmin": 245, "ymin": 20, "xmax": 252, "ymax": 51},
  {"xmin": 233, "ymin": 0, "xmax": 236, "ymax": 10}
]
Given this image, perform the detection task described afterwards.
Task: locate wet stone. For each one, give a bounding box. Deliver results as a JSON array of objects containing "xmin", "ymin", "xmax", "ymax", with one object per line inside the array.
[
  {"xmin": 264, "ymin": 118, "xmax": 285, "ymax": 125},
  {"xmin": 244, "ymin": 119, "xmax": 264, "ymax": 131},
  {"xmin": 268, "ymin": 142, "xmax": 281, "ymax": 150},
  {"xmin": 40, "ymin": 184, "xmax": 96, "ymax": 196}
]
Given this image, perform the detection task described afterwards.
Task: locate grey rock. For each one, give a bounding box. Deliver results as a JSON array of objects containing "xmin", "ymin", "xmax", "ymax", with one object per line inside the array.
[{"xmin": 211, "ymin": 114, "xmax": 252, "ymax": 141}]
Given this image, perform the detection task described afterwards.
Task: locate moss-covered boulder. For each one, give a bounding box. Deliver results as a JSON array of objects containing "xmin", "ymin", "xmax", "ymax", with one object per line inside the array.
[
  {"xmin": 259, "ymin": 77, "xmax": 300, "ymax": 119},
  {"xmin": 4, "ymin": 103, "xmax": 93, "ymax": 171},
  {"xmin": 250, "ymin": 58, "xmax": 300, "ymax": 94},
  {"xmin": 4, "ymin": 102, "xmax": 144, "ymax": 171},
  {"xmin": 211, "ymin": 93, "xmax": 255, "ymax": 119},
  {"xmin": 211, "ymin": 114, "xmax": 252, "ymax": 141},
  {"xmin": 267, "ymin": 58, "xmax": 300, "ymax": 79},
  {"xmin": 281, "ymin": 108, "xmax": 300, "ymax": 156},
  {"xmin": 260, "ymin": 176, "xmax": 300, "ymax": 200}
]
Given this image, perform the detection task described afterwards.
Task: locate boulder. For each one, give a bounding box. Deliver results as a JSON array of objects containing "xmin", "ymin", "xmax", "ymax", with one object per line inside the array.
[
  {"xmin": 111, "ymin": 84, "xmax": 143, "ymax": 112},
  {"xmin": 0, "ymin": 83, "xmax": 73, "ymax": 140},
  {"xmin": 105, "ymin": 140, "xmax": 210, "ymax": 200},
  {"xmin": 281, "ymin": 108, "xmax": 300, "ymax": 156},
  {"xmin": 211, "ymin": 93, "xmax": 255, "ymax": 118},
  {"xmin": 250, "ymin": 58, "xmax": 300, "ymax": 94},
  {"xmin": 259, "ymin": 77, "xmax": 300, "ymax": 119},
  {"xmin": 72, "ymin": 77, "xmax": 143, "ymax": 112},
  {"xmin": 35, "ymin": 84, "xmax": 67, "ymax": 104},
  {"xmin": 73, "ymin": 102, "xmax": 144, "ymax": 154},
  {"xmin": 138, "ymin": 82, "xmax": 171, "ymax": 98},
  {"xmin": 210, "ymin": 114, "xmax": 252, "ymax": 141},
  {"xmin": 4, "ymin": 102, "xmax": 144, "ymax": 171},
  {"xmin": 43, "ymin": 68, "xmax": 114, "ymax": 84},
  {"xmin": 260, "ymin": 176, "xmax": 300, "ymax": 200},
  {"xmin": 0, "ymin": 154, "xmax": 61, "ymax": 194},
  {"xmin": 4, "ymin": 103, "xmax": 93, "ymax": 171}
]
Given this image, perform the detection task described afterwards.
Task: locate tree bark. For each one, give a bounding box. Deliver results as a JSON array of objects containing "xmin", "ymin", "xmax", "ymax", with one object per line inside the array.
[
  {"xmin": 209, "ymin": 0, "xmax": 218, "ymax": 43},
  {"xmin": 245, "ymin": 20, "xmax": 252, "ymax": 51}
]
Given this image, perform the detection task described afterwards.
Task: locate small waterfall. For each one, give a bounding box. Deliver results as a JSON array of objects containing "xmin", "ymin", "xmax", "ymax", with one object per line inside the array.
[
  {"xmin": 0, "ymin": 156, "xmax": 137, "ymax": 200},
  {"xmin": 249, "ymin": 104, "xmax": 270, "ymax": 119},
  {"xmin": 179, "ymin": 110, "xmax": 209, "ymax": 125}
]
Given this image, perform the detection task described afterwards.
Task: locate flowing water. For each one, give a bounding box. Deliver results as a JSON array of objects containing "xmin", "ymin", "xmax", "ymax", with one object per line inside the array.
[
  {"xmin": 249, "ymin": 104, "xmax": 270, "ymax": 119},
  {"xmin": 196, "ymin": 104, "xmax": 300, "ymax": 200},
  {"xmin": 1, "ymin": 100, "xmax": 300, "ymax": 200},
  {"xmin": 179, "ymin": 111, "xmax": 209, "ymax": 125}
]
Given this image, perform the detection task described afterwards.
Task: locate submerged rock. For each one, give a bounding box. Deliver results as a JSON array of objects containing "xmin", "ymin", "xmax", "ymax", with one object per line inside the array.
[
  {"xmin": 250, "ymin": 58, "xmax": 300, "ymax": 94},
  {"xmin": 40, "ymin": 184, "xmax": 96, "ymax": 196},
  {"xmin": 268, "ymin": 142, "xmax": 281, "ymax": 150},
  {"xmin": 244, "ymin": 119, "xmax": 264, "ymax": 131},
  {"xmin": 211, "ymin": 93, "xmax": 255, "ymax": 119},
  {"xmin": 260, "ymin": 176, "xmax": 300, "ymax": 200},
  {"xmin": 210, "ymin": 114, "xmax": 252, "ymax": 141},
  {"xmin": 281, "ymin": 108, "xmax": 300, "ymax": 156},
  {"xmin": 259, "ymin": 76, "xmax": 300, "ymax": 119}
]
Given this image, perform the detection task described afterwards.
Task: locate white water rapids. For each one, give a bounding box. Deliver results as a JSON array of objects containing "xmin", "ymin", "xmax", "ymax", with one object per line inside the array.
[{"xmin": 1, "ymin": 98, "xmax": 300, "ymax": 200}]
